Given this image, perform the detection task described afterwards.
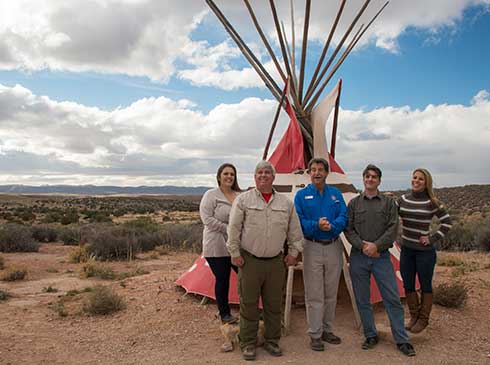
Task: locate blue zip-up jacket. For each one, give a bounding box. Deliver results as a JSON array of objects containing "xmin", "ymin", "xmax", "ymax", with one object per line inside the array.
[{"xmin": 294, "ymin": 183, "xmax": 348, "ymax": 240}]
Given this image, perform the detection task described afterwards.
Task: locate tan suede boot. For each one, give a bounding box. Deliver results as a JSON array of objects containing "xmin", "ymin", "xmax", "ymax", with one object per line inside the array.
[
  {"xmin": 405, "ymin": 291, "xmax": 420, "ymax": 331},
  {"xmin": 411, "ymin": 293, "xmax": 433, "ymax": 333}
]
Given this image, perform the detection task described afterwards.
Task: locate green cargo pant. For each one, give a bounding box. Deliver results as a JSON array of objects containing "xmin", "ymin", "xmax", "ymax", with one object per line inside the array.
[{"xmin": 238, "ymin": 250, "xmax": 285, "ymax": 349}]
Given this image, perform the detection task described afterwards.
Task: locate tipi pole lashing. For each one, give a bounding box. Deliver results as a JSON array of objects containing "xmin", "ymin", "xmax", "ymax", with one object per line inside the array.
[
  {"xmin": 304, "ymin": 0, "xmax": 346, "ymax": 103},
  {"xmin": 297, "ymin": 0, "xmax": 311, "ymax": 103},
  {"xmin": 262, "ymin": 80, "xmax": 289, "ymax": 161},
  {"xmin": 303, "ymin": 0, "xmax": 372, "ymax": 107},
  {"xmin": 206, "ymin": 0, "xmax": 283, "ymax": 101}
]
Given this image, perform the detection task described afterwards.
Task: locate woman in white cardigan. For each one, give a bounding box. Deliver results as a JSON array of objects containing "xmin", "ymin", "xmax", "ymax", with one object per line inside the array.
[{"xmin": 200, "ymin": 163, "xmax": 241, "ymax": 323}]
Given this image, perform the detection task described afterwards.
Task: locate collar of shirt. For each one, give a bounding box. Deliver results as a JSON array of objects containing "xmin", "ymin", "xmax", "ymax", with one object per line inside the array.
[{"xmin": 360, "ymin": 191, "xmax": 381, "ymax": 200}]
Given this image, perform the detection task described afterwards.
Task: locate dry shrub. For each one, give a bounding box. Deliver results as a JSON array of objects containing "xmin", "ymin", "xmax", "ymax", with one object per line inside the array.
[
  {"xmin": 434, "ymin": 282, "xmax": 468, "ymax": 308},
  {"xmin": 59, "ymin": 225, "xmax": 82, "ymax": 246},
  {"xmin": 43, "ymin": 286, "xmax": 59, "ymax": 293},
  {"xmin": 0, "ymin": 224, "xmax": 39, "ymax": 253},
  {"xmin": 117, "ymin": 267, "xmax": 149, "ymax": 280},
  {"xmin": 85, "ymin": 226, "xmax": 133, "ymax": 261},
  {"xmin": 475, "ymin": 226, "xmax": 490, "ymax": 252},
  {"xmin": 83, "ymin": 285, "xmax": 126, "ymax": 315},
  {"xmin": 81, "ymin": 259, "xmax": 116, "ymax": 280},
  {"xmin": 154, "ymin": 245, "xmax": 169, "ymax": 256},
  {"xmin": 0, "ymin": 289, "xmax": 9, "ymax": 301},
  {"xmin": 1, "ymin": 267, "xmax": 27, "ymax": 281},
  {"xmin": 0, "ymin": 255, "xmax": 4, "ymax": 270},
  {"xmin": 161, "ymin": 223, "xmax": 203, "ymax": 252},
  {"xmin": 31, "ymin": 225, "xmax": 58, "ymax": 243},
  {"xmin": 437, "ymin": 255, "xmax": 464, "ymax": 267},
  {"xmin": 69, "ymin": 245, "xmax": 91, "ymax": 263}
]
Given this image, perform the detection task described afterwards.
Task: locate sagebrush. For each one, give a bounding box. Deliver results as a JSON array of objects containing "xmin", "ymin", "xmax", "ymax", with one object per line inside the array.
[
  {"xmin": 0, "ymin": 224, "xmax": 39, "ymax": 252},
  {"xmin": 83, "ymin": 285, "xmax": 126, "ymax": 315},
  {"xmin": 434, "ymin": 282, "xmax": 468, "ymax": 308}
]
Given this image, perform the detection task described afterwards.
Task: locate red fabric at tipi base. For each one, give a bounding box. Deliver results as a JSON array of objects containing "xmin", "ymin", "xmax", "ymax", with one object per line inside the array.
[{"xmin": 176, "ymin": 255, "xmax": 240, "ymax": 304}]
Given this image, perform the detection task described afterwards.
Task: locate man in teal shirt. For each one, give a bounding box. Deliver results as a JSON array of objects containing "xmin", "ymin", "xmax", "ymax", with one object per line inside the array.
[{"xmin": 294, "ymin": 157, "xmax": 347, "ymax": 351}]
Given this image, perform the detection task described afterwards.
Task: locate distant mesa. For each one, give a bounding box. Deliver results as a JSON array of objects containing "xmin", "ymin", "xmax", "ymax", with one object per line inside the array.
[{"xmin": 0, "ymin": 184, "xmax": 211, "ymax": 196}]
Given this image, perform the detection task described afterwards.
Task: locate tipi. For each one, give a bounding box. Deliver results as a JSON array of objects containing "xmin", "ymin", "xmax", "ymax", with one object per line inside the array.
[{"xmin": 177, "ymin": 0, "xmax": 406, "ymax": 326}]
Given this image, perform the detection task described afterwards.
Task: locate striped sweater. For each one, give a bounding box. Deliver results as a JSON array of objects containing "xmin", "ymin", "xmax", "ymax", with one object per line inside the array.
[{"xmin": 398, "ymin": 191, "xmax": 452, "ymax": 251}]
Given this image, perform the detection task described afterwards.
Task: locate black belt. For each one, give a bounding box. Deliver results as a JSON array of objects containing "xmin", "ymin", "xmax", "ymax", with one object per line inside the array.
[
  {"xmin": 244, "ymin": 251, "xmax": 281, "ymax": 260},
  {"xmin": 305, "ymin": 237, "xmax": 336, "ymax": 245}
]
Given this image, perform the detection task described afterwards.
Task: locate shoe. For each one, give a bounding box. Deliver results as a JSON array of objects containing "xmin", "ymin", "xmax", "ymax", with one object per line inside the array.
[
  {"xmin": 411, "ymin": 293, "xmax": 433, "ymax": 333},
  {"xmin": 322, "ymin": 331, "xmax": 341, "ymax": 344},
  {"xmin": 397, "ymin": 342, "xmax": 416, "ymax": 357},
  {"xmin": 361, "ymin": 336, "xmax": 379, "ymax": 350},
  {"xmin": 264, "ymin": 342, "xmax": 282, "ymax": 357},
  {"xmin": 310, "ymin": 338, "xmax": 324, "ymax": 352},
  {"xmin": 221, "ymin": 313, "xmax": 238, "ymax": 324},
  {"xmin": 405, "ymin": 291, "xmax": 420, "ymax": 331},
  {"xmin": 242, "ymin": 345, "xmax": 256, "ymax": 361}
]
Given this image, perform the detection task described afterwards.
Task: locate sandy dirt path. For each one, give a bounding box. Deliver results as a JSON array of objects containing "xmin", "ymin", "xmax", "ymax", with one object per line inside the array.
[{"xmin": 1, "ymin": 244, "xmax": 489, "ymax": 364}]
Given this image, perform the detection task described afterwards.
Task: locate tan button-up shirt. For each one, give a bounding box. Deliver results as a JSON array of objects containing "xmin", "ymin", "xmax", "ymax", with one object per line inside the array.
[{"xmin": 227, "ymin": 188, "xmax": 304, "ymax": 258}]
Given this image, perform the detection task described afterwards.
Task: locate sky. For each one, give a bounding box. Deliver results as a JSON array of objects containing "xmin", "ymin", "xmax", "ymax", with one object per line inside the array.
[{"xmin": 0, "ymin": 0, "xmax": 489, "ymax": 190}]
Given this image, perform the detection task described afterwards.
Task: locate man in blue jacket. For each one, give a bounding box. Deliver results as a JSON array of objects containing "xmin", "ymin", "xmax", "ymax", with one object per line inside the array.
[{"xmin": 294, "ymin": 157, "xmax": 348, "ymax": 352}]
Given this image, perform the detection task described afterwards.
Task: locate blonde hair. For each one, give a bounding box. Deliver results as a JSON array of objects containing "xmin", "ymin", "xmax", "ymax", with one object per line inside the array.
[{"xmin": 413, "ymin": 168, "xmax": 441, "ymax": 207}]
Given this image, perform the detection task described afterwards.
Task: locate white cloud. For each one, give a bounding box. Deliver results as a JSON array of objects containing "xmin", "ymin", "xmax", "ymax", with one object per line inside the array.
[
  {"xmin": 0, "ymin": 0, "xmax": 488, "ymax": 87},
  {"xmin": 0, "ymin": 83, "xmax": 489, "ymax": 189}
]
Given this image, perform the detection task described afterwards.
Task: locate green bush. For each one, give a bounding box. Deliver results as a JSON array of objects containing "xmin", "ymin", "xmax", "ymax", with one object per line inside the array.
[
  {"xmin": 0, "ymin": 224, "xmax": 40, "ymax": 252},
  {"xmin": 61, "ymin": 210, "xmax": 79, "ymax": 225},
  {"xmin": 440, "ymin": 223, "xmax": 476, "ymax": 251},
  {"xmin": 32, "ymin": 225, "xmax": 58, "ymax": 243},
  {"xmin": 43, "ymin": 211, "xmax": 62, "ymax": 223},
  {"xmin": 434, "ymin": 282, "xmax": 468, "ymax": 308},
  {"xmin": 43, "ymin": 286, "xmax": 59, "ymax": 293},
  {"xmin": 0, "ymin": 289, "xmax": 9, "ymax": 301},
  {"xmin": 83, "ymin": 285, "xmax": 126, "ymax": 315}
]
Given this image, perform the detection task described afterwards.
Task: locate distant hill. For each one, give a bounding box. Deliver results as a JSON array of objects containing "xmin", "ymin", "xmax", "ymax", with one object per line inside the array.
[
  {"xmin": 389, "ymin": 184, "xmax": 490, "ymax": 216},
  {"xmin": 0, "ymin": 184, "xmax": 210, "ymax": 196}
]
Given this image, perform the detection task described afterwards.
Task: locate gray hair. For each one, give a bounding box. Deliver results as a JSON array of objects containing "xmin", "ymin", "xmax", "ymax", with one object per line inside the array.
[{"xmin": 254, "ymin": 160, "xmax": 276, "ymax": 176}]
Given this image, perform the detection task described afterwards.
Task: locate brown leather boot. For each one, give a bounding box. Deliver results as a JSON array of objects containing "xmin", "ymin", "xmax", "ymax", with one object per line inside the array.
[
  {"xmin": 405, "ymin": 291, "xmax": 419, "ymax": 331},
  {"xmin": 411, "ymin": 292, "xmax": 433, "ymax": 333}
]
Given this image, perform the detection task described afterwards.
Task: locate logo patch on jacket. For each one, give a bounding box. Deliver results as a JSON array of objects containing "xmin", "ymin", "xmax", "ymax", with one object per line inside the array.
[{"xmin": 305, "ymin": 195, "xmax": 314, "ymax": 200}]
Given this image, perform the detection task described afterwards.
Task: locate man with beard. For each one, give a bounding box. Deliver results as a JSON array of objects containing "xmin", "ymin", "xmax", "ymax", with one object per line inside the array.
[{"xmin": 294, "ymin": 157, "xmax": 347, "ymax": 351}]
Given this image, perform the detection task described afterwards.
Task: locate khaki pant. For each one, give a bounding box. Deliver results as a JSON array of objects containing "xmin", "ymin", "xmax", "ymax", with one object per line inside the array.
[
  {"xmin": 238, "ymin": 250, "xmax": 285, "ymax": 349},
  {"xmin": 303, "ymin": 239, "xmax": 343, "ymax": 339}
]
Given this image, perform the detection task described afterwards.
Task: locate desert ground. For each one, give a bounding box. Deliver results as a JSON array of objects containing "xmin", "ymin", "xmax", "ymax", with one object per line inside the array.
[{"xmin": 1, "ymin": 244, "xmax": 490, "ymax": 365}]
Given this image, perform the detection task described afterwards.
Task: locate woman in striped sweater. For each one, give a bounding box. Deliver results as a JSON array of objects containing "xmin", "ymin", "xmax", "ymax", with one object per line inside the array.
[{"xmin": 398, "ymin": 168, "xmax": 452, "ymax": 334}]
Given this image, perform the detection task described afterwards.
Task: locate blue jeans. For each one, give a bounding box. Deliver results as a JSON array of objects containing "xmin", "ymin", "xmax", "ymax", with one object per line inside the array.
[
  {"xmin": 349, "ymin": 250, "xmax": 409, "ymax": 344},
  {"xmin": 400, "ymin": 245, "xmax": 437, "ymax": 293}
]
